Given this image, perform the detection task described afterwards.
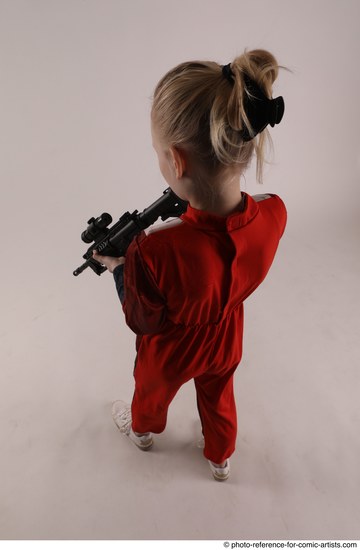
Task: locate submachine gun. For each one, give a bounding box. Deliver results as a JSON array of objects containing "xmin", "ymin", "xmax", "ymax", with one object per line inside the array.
[{"xmin": 73, "ymin": 187, "xmax": 188, "ymax": 277}]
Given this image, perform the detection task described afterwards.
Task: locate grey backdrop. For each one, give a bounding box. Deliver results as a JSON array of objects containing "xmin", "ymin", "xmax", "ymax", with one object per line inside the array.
[{"xmin": 1, "ymin": 0, "xmax": 359, "ymax": 541}]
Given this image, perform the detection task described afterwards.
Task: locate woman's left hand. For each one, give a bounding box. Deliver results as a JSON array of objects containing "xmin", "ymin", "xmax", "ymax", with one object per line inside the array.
[{"xmin": 92, "ymin": 249, "xmax": 125, "ymax": 273}]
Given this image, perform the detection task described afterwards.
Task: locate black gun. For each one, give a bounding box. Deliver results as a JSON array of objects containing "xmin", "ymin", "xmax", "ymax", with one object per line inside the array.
[{"xmin": 73, "ymin": 187, "xmax": 188, "ymax": 276}]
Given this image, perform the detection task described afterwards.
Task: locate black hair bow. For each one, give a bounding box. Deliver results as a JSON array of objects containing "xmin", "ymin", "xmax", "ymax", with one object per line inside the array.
[
  {"xmin": 241, "ymin": 73, "xmax": 285, "ymax": 141},
  {"xmin": 222, "ymin": 64, "xmax": 285, "ymax": 141}
]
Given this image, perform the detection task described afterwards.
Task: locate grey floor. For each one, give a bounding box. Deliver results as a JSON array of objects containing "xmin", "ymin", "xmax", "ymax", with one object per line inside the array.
[{"xmin": 1, "ymin": 221, "xmax": 359, "ymax": 541}]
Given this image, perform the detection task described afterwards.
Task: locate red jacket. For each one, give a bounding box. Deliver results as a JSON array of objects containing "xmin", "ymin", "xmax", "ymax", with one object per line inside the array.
[{"xmin": 113, "ymin": 192, "xmax": 287, "ymax": 377}]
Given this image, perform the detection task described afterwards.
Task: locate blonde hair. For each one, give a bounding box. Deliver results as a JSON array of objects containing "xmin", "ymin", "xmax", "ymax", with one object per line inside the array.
[{"xmin": 151, "ymin": 48, "xmax": 288, "ymax": 199}]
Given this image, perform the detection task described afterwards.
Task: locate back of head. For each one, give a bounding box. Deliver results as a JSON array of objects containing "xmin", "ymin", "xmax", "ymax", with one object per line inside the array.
[{"xmin": 151, "ymin": 48, "xmax": 286, "ymax": 191}]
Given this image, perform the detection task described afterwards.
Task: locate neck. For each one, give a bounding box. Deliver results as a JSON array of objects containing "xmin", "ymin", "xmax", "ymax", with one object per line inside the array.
[{"xmin": 187, "ymin": 174, "xmax": 244, "ymax": 217}]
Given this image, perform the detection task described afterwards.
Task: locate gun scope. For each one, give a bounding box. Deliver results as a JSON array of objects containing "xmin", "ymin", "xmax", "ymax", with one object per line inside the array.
[{"xmin": 81, "ymin": 213, "xmax": 112, "ymax": 243}]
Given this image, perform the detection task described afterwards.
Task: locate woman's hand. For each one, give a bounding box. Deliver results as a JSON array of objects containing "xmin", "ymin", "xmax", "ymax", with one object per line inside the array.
[{"xmin": 92, "ymin": 250, "xmax": 125, "ymax": 273}]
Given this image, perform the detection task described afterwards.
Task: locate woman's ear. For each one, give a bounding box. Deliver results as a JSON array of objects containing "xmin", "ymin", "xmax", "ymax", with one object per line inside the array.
[{"xmin": 169, "ymin": 145, "xmax": 187, "ymax": 179}]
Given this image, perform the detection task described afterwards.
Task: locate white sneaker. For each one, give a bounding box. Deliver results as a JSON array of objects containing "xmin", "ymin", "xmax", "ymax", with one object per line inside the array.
[
  {"xmin": 111, "ymin": 400, "xmax": 153, "ymax": 451},
  {"xmin": 208, "ymin": 459, "xmax": 230, "ymax": 481}
]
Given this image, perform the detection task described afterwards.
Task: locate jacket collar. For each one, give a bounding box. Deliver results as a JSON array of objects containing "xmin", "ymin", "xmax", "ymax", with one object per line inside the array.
[{"xmin": 180, "ymin": 192, "xmax": 259, "ymax": 232}]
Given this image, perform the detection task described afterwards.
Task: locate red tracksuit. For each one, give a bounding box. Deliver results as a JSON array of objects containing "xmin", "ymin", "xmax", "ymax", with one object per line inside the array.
[{"xmin": 113, "ymin": 191, "xmax": 287, "ymax": 464}]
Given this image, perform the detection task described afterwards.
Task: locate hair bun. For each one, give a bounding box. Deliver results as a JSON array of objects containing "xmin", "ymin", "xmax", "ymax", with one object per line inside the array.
[{"xmin": 244, "ymin": 48, "xmax": 279, "ymax": 85}]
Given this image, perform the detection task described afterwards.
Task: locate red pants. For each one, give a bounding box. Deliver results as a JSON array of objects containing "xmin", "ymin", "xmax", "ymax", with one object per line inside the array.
[{"xmin": 131, "ymin": 357, "xmax": 238, "ymax": 464}]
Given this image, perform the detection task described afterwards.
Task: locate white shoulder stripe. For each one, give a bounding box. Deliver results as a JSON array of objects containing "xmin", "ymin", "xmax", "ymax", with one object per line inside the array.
[
  {"xmin": 144, "ymin": 216, "xmax": 184, "ymax": 236},
  {"xmin": 252, "ymin": 194, "xmax": 272, "ymax": 202}
]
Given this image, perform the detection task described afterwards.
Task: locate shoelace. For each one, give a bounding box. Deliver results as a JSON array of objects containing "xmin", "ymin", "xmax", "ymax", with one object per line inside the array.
[{"xmin": 114, "ymin": 407, "xmax": 132, "ymax": 434}]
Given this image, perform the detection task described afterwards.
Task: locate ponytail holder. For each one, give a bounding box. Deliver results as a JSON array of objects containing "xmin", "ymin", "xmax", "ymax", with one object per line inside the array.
[
  {"xmin": 221, "ymin": 64, "xmax": 285, "ymax": 141},
  {"xmin": 222, "ymin": 63, "xmax": 234, "ymax": 84}
]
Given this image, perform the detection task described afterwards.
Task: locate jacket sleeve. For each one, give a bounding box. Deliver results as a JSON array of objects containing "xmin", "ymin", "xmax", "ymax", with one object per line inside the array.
[
  {"xmin": 113, "ymin": 264, "xmax": 125, "ymax": 305},
  {"xmin": 113, "ymin": 231, "xmax": 168, "ymax": 335}
]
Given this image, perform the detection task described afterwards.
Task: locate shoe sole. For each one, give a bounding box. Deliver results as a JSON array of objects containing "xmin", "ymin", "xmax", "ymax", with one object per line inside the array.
[
  {"xmin": 212, "ymin": 471, "xmax": 229, "ymax": 481},
  {"xmin": 133, "ymin": 440, "xmax": 153, "ymax": 451}
]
